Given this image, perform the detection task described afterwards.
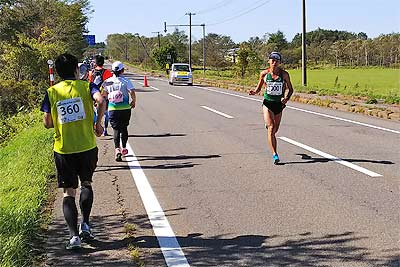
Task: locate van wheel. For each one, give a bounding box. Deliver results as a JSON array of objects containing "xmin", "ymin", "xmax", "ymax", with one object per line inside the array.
[{"xmin": 188, "ymin": 83, "xmax": 193, "ymax": 86}]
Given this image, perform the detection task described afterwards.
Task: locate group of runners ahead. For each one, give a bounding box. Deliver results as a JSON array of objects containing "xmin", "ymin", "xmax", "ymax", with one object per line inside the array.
[{"xmin": 40, "ymin": 51, "xmax": 292, "ymax": 250}]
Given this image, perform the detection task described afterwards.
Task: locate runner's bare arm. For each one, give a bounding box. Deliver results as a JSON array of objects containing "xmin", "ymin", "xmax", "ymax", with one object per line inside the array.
[
  {"xmin": 249, "ymin": 70, "xmax": 267, "ymax": 95},
  {"xmin": 43, "ymin": 112, "xmax": 54, "ymax": 128},
  {"xmin": 129, "ymin": 90, "xmax": 136, "ymax": 109},
  {"xmin": 93, "ymin": 91, "xmax": 105, "ymax": 136},
  {"xmin": 281, "ymin": 71, "xmax": 294, "ymax": 104}
]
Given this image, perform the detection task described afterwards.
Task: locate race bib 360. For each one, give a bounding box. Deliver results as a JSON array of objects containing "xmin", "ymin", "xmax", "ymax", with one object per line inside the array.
[{"xmin": 56, "ymin": 97, "xmax": 86, "ymax": 124}]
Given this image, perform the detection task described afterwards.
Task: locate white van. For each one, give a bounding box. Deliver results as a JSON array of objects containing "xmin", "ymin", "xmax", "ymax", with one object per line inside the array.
[{"xmin": 168, "ymin": 63, "xmax": 193, "ymax": 86}]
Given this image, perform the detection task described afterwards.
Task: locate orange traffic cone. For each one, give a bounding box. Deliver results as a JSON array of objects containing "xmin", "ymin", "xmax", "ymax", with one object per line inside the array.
[{"xmin": 143, "ymin": 75, "xmax": 149, "ymax": 87}]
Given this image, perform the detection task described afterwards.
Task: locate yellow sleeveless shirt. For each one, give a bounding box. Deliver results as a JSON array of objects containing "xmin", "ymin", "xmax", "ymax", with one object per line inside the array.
[{"xmin": 47, "ymin": 80, "xmax": 96, "ymax": 154}]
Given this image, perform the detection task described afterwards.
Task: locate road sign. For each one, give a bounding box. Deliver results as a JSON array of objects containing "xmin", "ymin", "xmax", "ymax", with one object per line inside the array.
[{"xmin": 85, "ymin": 35, "xmax": 96, "ymax": 46}]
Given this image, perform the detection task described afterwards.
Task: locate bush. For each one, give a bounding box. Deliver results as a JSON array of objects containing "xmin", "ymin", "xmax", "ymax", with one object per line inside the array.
[
  {"xmin": 0, "ymin": 109, "xmax": 43, "ymax": 147},
  {"xmin": 0, "ymin": 80, "xmax": 47, "ymax": 117}
]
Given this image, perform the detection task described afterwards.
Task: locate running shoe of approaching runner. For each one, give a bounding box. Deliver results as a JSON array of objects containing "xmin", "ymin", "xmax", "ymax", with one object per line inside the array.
[
  {"xmin": 65, "ymin": 236, "xmax": 81, "ymax": 250},
  {"xmin": 273, "ymin": 153, "xmax": 280, "ymax": 165},
  {"xmin": 79, "ymin": 222, "xmax": 94, "ymax": 240},
  {"xmin": 121, "ymin": 148, "xmax": 128, "ymax": 156}
]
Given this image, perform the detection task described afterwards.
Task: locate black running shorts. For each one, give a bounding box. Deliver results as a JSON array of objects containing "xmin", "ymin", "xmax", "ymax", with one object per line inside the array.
[
  {"xmin": 263, "ymin": 99, "xmax": 286, "ymax": 115},
  {"xmin": 109, "ymin": 109, "xmax": 131, "ymax": 129},
  {"xmin": 54, "ymin": 147, "xmax": 98, "ymax": 188}
]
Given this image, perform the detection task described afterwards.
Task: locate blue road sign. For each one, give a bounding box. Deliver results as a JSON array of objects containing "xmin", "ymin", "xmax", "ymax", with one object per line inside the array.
[{"xmin": 85, "ymin": 35, "xmax": 96, "ymax": 46}]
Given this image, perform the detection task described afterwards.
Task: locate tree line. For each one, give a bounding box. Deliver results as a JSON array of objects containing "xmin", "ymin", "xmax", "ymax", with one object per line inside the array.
[
  {"xmin": 105, "ymin": 28, "xmax": 399, "ymax": 77},
  {"xmin": 0, "ymin": 0, "xmax": 91, "ymax": 117}
]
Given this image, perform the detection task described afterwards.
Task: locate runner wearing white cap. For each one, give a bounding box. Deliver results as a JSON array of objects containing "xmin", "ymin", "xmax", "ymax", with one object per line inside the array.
[
  {"xmin": 101, "ymin": 61, "xmax": 136, "ymax": 161},
  {"xmin": 249, "ymin": 52, "xmax": 294, "ymax": 164}
]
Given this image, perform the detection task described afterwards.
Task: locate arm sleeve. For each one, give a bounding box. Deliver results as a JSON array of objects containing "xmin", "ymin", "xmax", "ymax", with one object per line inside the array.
[
  {"xmin": 40, "ymin": 91, "xmax": 51, "ymax": 113},
  {"xmin": 90, "ymin": 82, "xmax": 101, "ymax": 100}
]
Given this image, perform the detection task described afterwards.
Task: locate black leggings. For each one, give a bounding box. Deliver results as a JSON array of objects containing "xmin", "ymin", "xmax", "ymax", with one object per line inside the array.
[
  {"xmin": 109, "ymin": 109, "xmax": 131, "ymax": 149},
  {"xmin": 113, "ymin": 127, "xmax": 128, "ymax": 148}
]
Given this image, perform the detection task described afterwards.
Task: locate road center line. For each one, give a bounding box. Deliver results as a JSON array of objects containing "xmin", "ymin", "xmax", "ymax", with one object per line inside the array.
[
  {"xmin": 168, "ymin": 93, "xmax": 184, "ymax": 100},
  {"xmin": 201, "ymin": 105, "xmax": 234, "ymax": 119},
  {"xmin": 278, "ymin": 136, "xmax": 383, "ymax": 177},
  {"xmin": 126, "ymin": 143, "xmax": 190, "ymax": 267},
  {"xmin": 136, "ymin": 81, "xmax": 160, "ymax": 91},
  {"xmin": 193, "ymin": 85, "xmax": 399, "ymax": 134}
]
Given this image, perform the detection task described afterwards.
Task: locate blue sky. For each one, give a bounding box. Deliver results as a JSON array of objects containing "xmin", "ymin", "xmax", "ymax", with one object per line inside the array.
[{"xmin": 87, "ymin": 0, "xmax": 400, "ymax": 44}]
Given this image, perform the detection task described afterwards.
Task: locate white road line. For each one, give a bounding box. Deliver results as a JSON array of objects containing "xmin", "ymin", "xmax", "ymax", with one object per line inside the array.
[
  {"xmin": 201, "ymin": 105, "xmax": 234, "ymax": 119},
  {"xmin": 168, "ymin": 93, "xmax": 184, "ymax": 100},
  {"xmin": 193, "ymin": 86, "xmax": 399, "ymax": 134},
  {"xmin": 194, "ymin": 85, "xmax": 259, "ymax": 102},
  {"xmin": 126, "ymin": 143, "xmax": 190, "ymax": 267},
  {"xmin": 278, "ymin": 136, "xmax": 383, "ymax": 177},
  {"xmin": 286, "ymin": 106, "xmax": 400, "ymax": 134},
  {"xmin": 137, "ymin": 82, "xmax": 160, "ymax": 91}
]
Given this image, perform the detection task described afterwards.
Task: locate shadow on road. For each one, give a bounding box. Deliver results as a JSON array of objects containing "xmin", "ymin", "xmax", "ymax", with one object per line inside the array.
[
  {"xmin": 45, "ymin": 214, "xmax": 136, "ymax": 266},
  {"xmin": 95, "ymin": 154, "xmax": 220, "ymax": 172},
  {"xmin": 280, "ymin": 153, "xmax": 394, "ymax": 165},
  {"xmin": 128, "ymin": 133, "xmax": 186, "ymax": 138},
  {"xmin": 130, "ymin": 230, "xmax": 399, "ymax": 267}
]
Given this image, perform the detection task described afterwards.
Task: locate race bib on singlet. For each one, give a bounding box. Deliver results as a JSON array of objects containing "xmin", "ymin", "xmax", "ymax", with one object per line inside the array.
[
  {"xmin": 108, "ymin": 90, "xmax": 124, "ymax": 103},
  {"xmin": 266, "ymin": 81, "xmax": 283, "ymax": 95},
  {"xmin": 56, "ymin": 97, "xmax": 86, "ymax": 124}
]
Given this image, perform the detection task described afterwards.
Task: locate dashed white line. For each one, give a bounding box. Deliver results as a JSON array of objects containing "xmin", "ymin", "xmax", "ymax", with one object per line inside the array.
[
  {"xmin": 201, "ymin": 105, "xmax": 234, "ymax": 119},
  {"xmin": 168, "ymin": 93, "xmax": 184, "ymax": 100},
  {"xmin": 279, "ymin": 136, "xmax": 383, "ymax": 177},
  {"xmin": 126, "ymin": 143, "xmax": 190, "ymax": 267},
  {"xmin": 193, "ymin": 86, "xmax": 399, "ymax": 134},
  {"xmin": 137, "ymin": 82, "xmax": 160, "ymax": 91}
]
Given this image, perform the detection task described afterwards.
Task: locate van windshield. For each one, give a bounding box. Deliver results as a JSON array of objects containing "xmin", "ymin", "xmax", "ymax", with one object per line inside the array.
[{"xmin": 173, "ymin": 65, "xmax": 190, "ymax": 72}]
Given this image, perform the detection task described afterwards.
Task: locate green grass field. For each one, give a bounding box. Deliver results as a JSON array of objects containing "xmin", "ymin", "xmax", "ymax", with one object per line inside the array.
[
  {"xmin": 0, "ymin": 112, "xmax": 54, "ymax": 267},
  {"xmin": 289, "ymin": 68, "xmax": 400, "ymax": 103},
  {"xmin": 193, "ymin": 67, "xmax": 400, "ymax": 104}
]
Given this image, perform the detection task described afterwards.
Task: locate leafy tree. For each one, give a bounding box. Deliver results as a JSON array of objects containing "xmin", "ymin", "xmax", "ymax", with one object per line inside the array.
[
  {"xmin": 205, "ymin": 33, "xmax": 236, "ymax": 69},
  {"xmin": 166, "ymin": 29, "xmax": 188, "ymax": 62},
  {"xmin": 266, "ymin": 30, "xmax": 288, "ymax": 51},
  {"xmin": 236, "ymin": 44, "xmax": 249, "ymax": 77},
  {"xmin": 152, "ymin": 44, "xmax": 177, "ymax": 69}
]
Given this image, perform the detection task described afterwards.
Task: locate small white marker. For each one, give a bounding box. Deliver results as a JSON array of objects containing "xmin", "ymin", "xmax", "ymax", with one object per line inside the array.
[
  {"xmin": 201, "ymin": 106, "xmax": 234, "ymax": 119},
  {"xmin": 168, "ymin": 93, "xmax": 184, "ymax": 100}
]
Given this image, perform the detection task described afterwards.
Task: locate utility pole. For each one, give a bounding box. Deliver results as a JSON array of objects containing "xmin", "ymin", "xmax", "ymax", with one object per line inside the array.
[
  {"xmin": 124, "ymin": 35, "xmax": 128, "ymax": 61},
  {"xmin": 164, "ymin": 21, "xmax": 206, "ymax": 74},
  {"xmin": 185, "ymin": 12, "xmax": 195, "ymax": 68},
  {"xmin": 152, "ymin": 31, "xmax": 161, "ymax": 48},
  {"xmin": 302, "ymin": 0, "xmax": 307, "ymax": 86},
  {"xmin": 201, "ymin": 24, "xmax": 206, "ymax": 75}
]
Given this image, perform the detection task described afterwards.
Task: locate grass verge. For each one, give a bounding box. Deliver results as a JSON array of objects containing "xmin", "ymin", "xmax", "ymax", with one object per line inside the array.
[{"xmin": 0, "ymin": 110, "xmax": 54, "ymax": 267}]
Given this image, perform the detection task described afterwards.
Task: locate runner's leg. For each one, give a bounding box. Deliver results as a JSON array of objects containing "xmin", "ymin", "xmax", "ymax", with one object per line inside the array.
[
  {"xmin": 79, "ymin": 181, "xmax": 93, "ymax": 224},
  {"xmin": 63, "ymin": 188, "xmax": 79, "ymax": 237},
  {"xmin": 263, "ymin": 105, "xmax": 277, "ymax": 155}
]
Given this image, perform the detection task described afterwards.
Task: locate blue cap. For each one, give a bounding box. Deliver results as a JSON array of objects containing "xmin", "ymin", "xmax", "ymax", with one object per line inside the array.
[{"xmin": 269, "ymin": 52, "xmax": 282, "ymax": 61}]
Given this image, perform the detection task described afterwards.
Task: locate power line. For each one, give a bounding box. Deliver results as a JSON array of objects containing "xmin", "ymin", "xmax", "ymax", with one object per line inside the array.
[
  {"xmin": 196, "ymin": 0, "xmax": 235, "ymax": 15},
  {"xmin": 207, "ymin": 0, "xmax": 272, "ymax": 26}
]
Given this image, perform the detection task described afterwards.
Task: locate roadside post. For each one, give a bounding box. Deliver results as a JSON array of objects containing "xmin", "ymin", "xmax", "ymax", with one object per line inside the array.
[{"xmin": 47, "ymin": 59, "xmax": 55, "ymax": 86}]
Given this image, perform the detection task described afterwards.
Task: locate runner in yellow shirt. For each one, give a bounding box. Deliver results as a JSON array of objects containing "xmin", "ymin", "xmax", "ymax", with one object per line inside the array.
[{"xmin": 41, "ymin": 53, "xmax": 106, "ymax": 250}]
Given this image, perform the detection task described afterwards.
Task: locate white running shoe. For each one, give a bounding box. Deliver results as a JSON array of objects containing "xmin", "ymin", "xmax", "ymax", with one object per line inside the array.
[{"xmin": 65, "ymin": 236, "xmax": 81, "ymax": 250}]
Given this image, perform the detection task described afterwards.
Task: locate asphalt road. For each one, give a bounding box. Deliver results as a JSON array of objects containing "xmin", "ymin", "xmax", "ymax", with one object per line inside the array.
[{"xmin": 108, "ymin": 68, "xmax": 399, "ymax": 267}]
